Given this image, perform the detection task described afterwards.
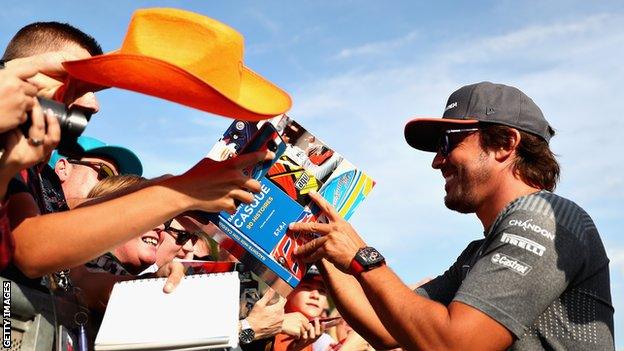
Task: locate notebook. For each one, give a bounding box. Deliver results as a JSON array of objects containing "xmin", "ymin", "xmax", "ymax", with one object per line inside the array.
[{"xmin": 95, "ymin": 272, "xmax": 240, "ymax": 350}]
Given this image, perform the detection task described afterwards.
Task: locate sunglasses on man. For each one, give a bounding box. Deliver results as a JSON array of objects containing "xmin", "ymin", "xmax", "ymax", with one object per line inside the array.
[
  {"xmin": 67, "ymin": 159, "xmax": 117, "ymax": 180},
  {"xmin": 438, "ymin": 128, "xmax": 480, "ymax": 157},
  {"xmin": 163, "ymin": 220, "xmax": 200, "ymax": 246}
]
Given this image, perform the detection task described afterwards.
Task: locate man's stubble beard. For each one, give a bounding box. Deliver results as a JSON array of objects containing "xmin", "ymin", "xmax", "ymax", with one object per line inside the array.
[{"xmin": 444, "ymin": 152, "xmax": 490, "ymax": 214}]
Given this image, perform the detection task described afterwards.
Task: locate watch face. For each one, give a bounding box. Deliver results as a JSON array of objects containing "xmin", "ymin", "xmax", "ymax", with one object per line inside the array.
[
  {"xmin": 239, "ymin": 328, "xmax": 255, "ymax": 344},
  {"xmin": 356, "ymin": 247, "xmax": 385, "ymax": 268}
]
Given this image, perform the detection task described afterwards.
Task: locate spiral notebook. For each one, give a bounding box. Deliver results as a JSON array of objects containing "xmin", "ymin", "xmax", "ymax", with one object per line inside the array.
[{"xmin": 95, "ymin": 272, "xmax": 240, "ymax": 350}]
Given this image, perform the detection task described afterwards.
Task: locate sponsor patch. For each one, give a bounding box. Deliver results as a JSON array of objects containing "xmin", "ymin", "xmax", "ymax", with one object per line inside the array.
[
  {"xmin": 491, "ymin": 253, "xmax": 532, "ymax": 276},
  {"xmin": 500, "ymin": 233, "xmax": 546, "ymax": 256},
  {"xmin": 509, "ymin": 218, "xmax": 555, "ymax": 240}
]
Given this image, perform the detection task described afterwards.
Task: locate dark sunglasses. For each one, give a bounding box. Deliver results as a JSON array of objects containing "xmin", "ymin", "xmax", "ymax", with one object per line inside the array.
[
  {"xmin": 163, "ymin": 220, "xmax": 199, "ymax": 246},
  {"xmin": 67, "ymin": 159, "xmax": 116, "ymax": 180},
  {"xmin": 438, "ymin": 128, "xmax": 479, "ymax": 157}
]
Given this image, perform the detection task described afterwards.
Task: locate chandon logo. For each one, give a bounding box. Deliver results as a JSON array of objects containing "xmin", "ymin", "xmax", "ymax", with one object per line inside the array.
[
  {"xmin": 500, "ymin": 233, "xmax": 546, "ymax": 256},
  {"xmin": 509, "ymin": 218, "xmax": 555, "ymax": 240},
  {"xmin": 491, "ymin": 253, "xmax": 532, "ymax": 276}
]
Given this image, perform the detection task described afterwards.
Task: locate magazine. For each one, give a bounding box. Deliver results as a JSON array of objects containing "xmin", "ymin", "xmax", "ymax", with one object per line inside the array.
[{"xmin": 198, "ymin": 115, "xmax": 375, "ymax": 296}]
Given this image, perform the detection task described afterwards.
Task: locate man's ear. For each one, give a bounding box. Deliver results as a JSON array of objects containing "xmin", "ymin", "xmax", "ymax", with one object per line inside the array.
[
  {"xmin": 494, "ymin": 128, "xmax": 521, "ymax": 162},
  {"xmin": 54, "ymin": 158, "xmax": 71, "ymax": 182}
]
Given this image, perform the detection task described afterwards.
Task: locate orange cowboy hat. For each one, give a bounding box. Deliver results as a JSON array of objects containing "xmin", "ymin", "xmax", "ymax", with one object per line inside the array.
[{"xmin": 63, "ymin": 8, "xmax": 292, "ymax": 121}]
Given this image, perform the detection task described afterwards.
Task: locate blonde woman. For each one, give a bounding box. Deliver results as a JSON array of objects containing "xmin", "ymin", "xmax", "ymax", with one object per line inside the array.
[{"xmin": 70, "ymin": 175, "xmax": 184, "ymax": 311}]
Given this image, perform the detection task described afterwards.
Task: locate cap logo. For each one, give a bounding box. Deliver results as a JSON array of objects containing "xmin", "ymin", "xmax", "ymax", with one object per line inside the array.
[
  {"xmin": 486, "ymin": 107, "xmax": 495, "ymax": 115},
  {"xmin": 445, "ymin": 102, "xmax": 458, "ymax": 112}
]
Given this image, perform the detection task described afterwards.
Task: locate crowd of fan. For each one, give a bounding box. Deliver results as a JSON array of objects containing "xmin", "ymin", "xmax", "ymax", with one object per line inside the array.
[{"xmin": 0, "ymin": 20, "xmax": 382, "ymax": 351}]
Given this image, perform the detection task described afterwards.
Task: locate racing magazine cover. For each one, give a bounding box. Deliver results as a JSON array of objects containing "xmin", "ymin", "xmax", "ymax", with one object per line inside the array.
[{"xmin": 198, "ymin": 115, "xmax": 376, "ymax": 296}]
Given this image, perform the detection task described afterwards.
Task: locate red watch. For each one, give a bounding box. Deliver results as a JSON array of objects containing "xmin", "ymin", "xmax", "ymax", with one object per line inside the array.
[{"xmin": 349, "ymin": 247, "xmax": 385, "ymax": 276}]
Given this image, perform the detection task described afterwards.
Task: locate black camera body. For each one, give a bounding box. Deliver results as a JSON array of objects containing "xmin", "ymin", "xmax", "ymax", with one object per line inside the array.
[
  {"xmin": 20, "ymin": 97, "xmax": 92, "ymax": 139},
  {"xmin": 20, "ymin": 97, "xmax": 92, "ymax": 158}
]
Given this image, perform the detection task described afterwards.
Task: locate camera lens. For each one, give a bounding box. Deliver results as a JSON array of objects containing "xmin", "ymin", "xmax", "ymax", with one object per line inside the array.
[
  {"xmin": 267, "ymin": 140, "xmax": 278, "ymax": 152},
  {"xmin": 20, "ymin": 97, "xmax": 92, "ymax": 139}
]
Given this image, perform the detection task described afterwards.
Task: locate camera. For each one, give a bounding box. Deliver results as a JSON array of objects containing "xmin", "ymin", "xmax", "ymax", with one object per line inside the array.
[{"xmin": 20, "ymin": 97, "xmax": 92, "ymax": 140}]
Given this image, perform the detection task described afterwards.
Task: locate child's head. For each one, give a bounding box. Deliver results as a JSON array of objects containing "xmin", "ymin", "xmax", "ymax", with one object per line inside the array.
[{"xmin": 285, "ymin": 266, "xmax": 328, "ymax": 319}]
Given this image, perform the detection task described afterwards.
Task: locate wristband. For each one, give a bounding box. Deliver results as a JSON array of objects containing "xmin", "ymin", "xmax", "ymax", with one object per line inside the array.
[{"xmin": 349, "ymin": 257, "xmax": 366, "ymax": 276}]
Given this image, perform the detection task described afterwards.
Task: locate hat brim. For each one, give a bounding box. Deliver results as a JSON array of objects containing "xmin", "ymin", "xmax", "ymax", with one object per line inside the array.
[
  {"xmin": 63, "ymin": 53, "xmax": 292, "ymax": 121},
  {"xmin": 404, "ymin": 117, "xmax": 479, "ymax": 151}
]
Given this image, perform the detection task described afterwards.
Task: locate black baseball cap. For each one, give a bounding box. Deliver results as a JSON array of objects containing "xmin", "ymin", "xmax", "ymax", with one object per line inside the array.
[
  {"xmin": 404, "ymin": 81, "xmax": 554, "ymax": 152},
  {"xmin": 302, "ymin": 265, "xmax": 324, "ymax": 284}
]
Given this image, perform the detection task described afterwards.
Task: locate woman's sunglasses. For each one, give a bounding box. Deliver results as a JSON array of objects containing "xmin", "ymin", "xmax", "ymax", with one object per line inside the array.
[
  {"xmin": 163, "ymin": 220, "xmax": 199, "ymax": 246},
  {"xmin": 67, "ymin": 159, "xmax": 116, "ymax": 180}
]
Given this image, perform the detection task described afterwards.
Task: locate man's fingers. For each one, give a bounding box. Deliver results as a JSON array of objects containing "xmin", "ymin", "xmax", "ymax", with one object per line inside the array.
[
  {"xmin": 21, "ymin": 81, "xmax": 38, "ymax": 97},
  {"xmin": 256, "ymin": 287, "xmax": 276, "ymax": 307},
  {"xmin": 294, "ymin": 237, "xmax": 327, "ymax": 257},
  {"xmin": 300, "ymin": 248, "xmax": 327, "ymax": 264},
  {"xmin": 231, "ymin": 150, "xmax": 274, "ymax": 169},
  {"xmin": 299, "ymin": 323, "xmax": 307, "ymax": 339},
  {"xmin": 239, "ymin": 176, "xmax": 262, "ymax": 193},
  {"xmin": 312, "ymin": 318, "xmax": 321, "ymax": 336},
  {"xmin": 21, "ymin": 96, "xmax": 35, "ymax": 117},
  {"xmin": 273, "ymin": 294, "xmax": 287, "ymax": 308},
  {"xmin": 43, "ymin": 108, "xmax": 61, "ymax": 150},
  {"xmin": 5, "ymin": 61, "xmax": 39, "ymax": 80},
  {"xmin": 230, "ymin": 188, "xmax": 255, "ymax": 204},
  {"xmin": 289, "ymin": 221, "xmax": 330, "ymax": 235},
  {"xmin": 163, "ymin": 262, "xmax": 185, "ymax": 293},
  {"xmin": 26, "ymin": 51, "xmax": 74, "ymax": 79},
  {"xmin": 5, "ymin": 52, "xmax": 71, "ymax": 84},
  {"xmin": 308, "ymin": 191, "xmax": 341, "ymax": 222},
  {"xmin": 27, "ymin": 99, "xmax": 45, "ymax": 142}
]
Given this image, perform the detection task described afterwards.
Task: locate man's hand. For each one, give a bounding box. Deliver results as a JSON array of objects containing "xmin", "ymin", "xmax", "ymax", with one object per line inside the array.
[
  {"xmin": 290, "ymin": 191, "xmax": 366, "ymax": 273},
  {"xmin": 286, "ymin": 317, "xmax": 323, "ymax": 351},
  {"xmin": 0, "ymin": 64, "xmax": 38, "ymax": 133},
  {"xmin": 0, "ymin": 99, "xmax": 60, "ymax": 199},
  {"xmin": 246, "ymin": 288, "xmax": 286, "ymax": 339},
  {"xmin": 0, "ymin": 100, "xmax": 60, "ymax": 172},
  {"xmin": 3, "ymin": 51, "xmax": 82, "ymax": 101},
  {"xmin": 165, "ymin": 151, "xmax": 274, "ymax": 214},
  {"xmin": 339, "ymin": 330, "xmax": 372, "ymax": 351},
  {"xmin": 155, "ymin": 261, "xmax": 185, "ymax": 293},
  {"xmin": 280, "ymin": 312, "xmax": 310, "ymax": 338}
]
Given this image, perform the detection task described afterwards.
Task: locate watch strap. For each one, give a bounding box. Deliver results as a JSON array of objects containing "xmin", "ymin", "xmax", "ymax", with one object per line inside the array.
[
  {"xmin": 349, "ymin": 256, "xmax": 366, "ymax": 276},
  {"xmin": 239, "ymin": 318, "xmax": 255, "ymax": 344},
  {"xmin": 240, "ymin": 318, "xmax": 252, "ymax": 331}
]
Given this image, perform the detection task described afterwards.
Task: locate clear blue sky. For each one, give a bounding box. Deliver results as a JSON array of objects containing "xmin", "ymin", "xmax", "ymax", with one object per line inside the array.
[{"xmin": 2, "ymin": 0, "xmax": 623, "ymax": 347}]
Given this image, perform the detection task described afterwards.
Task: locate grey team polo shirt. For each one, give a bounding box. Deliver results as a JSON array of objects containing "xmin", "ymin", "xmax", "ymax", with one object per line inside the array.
[{"xmin": 416, "ymin": 191, "xmax": 614, "ymax": 350}]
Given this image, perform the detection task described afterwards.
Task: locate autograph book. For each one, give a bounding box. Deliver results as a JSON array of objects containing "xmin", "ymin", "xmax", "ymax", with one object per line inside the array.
[
  {"xmin": 198, "ymin": 115, "xmax": 375, "ymax": 296},
  {"xmin": 95, "ymin": 272, "xmax": 239, "ymax": 350}
]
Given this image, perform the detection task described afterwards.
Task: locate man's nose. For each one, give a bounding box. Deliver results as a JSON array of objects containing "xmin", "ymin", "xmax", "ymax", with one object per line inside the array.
[
  {"xmin": 71, "ymin": 92, "xmax": 100, "ymax": 114},
  {"xmin": 182, "ymin": 239, "xmax": 195, "ymax": 253},
  {"xmin": 431, "ymin": 151, "xmax": 445, "ymax": 169}
]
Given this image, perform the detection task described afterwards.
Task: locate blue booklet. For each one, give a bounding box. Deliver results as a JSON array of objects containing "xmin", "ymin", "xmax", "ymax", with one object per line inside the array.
[{"xmin": 202, "ymin": 115, "xmax": 375, "ymax": 296}]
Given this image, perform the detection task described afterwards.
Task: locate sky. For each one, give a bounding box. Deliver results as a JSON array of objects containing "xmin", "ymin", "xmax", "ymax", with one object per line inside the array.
[{"xmin": 2, "ymin": 0, "xmax": 623, "ymax": 347}]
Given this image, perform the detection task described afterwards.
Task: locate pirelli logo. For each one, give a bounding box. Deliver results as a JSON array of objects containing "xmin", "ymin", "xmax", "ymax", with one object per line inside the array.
[{"xmin": 500, "ymin": 233, "xmax": 545, "ymax": 257}]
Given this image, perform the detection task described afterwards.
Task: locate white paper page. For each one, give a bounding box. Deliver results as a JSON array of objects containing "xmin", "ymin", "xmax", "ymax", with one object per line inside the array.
[{"xmin": 95, "ymin": 272, "xmax": 239, "ymax": 350}]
